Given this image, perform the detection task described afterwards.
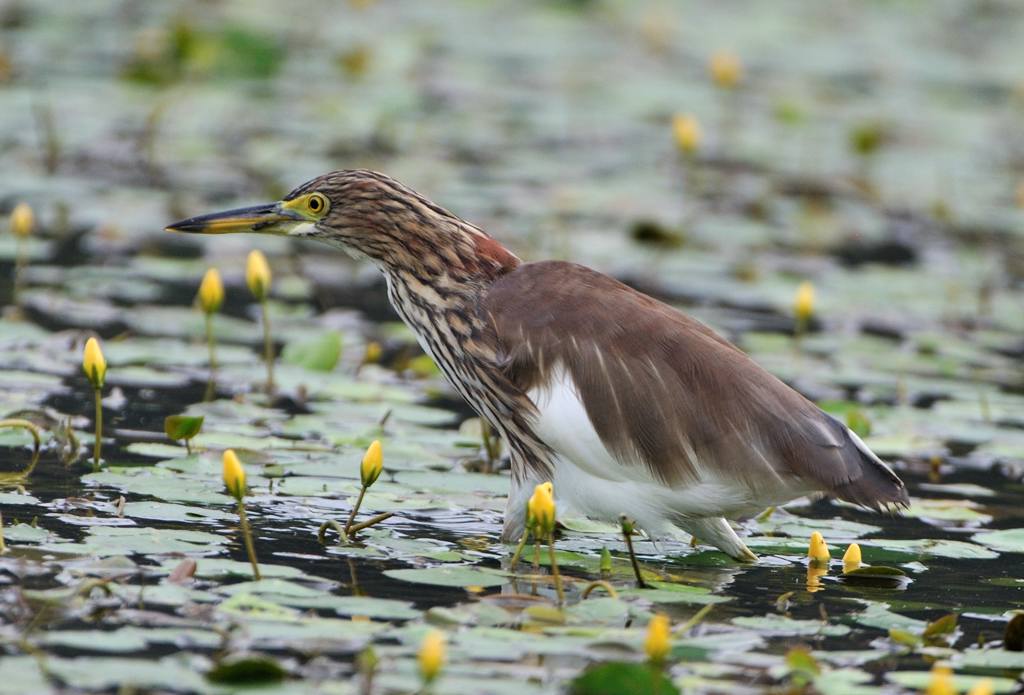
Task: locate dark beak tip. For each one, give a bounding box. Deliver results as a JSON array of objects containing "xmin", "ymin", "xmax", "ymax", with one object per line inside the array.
[{"xmin": 165, "ymin": 218, "xmax": 200, "ymax": 233}]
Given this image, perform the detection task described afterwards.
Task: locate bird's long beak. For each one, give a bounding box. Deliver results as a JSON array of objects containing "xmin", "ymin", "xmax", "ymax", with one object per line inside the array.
[{"xmin": 165, "ymin": 202, "xmax": 304, "ymax": 235}]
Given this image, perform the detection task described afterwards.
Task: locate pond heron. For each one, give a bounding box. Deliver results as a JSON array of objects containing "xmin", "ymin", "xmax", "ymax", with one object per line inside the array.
[{"xmin": 167, "ymin": 170, "xmax": 908, "ymax": 560}]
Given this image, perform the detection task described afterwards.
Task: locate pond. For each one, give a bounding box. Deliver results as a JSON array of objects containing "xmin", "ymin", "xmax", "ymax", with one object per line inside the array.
[{"xmin": 1, "ymin": 1, "xmax": 1023, "ymax": 693}]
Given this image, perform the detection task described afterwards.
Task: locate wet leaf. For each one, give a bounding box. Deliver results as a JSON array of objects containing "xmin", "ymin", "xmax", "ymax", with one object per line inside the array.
[
  {"xmin": 206, "ymin": 655, "xmax": 286, "ymax": 684},
  {"xmin": 972, "ymin": 528, "xmax": 1024, "ymax": 554},
  {"xmin": 569, "ymin": 662, "xmax": 679, "ymax": 695},
  {"xmin": 163, "ymin": 415, "xmax": 204, "ymax": 441},
  {"xmin": 922, "ymin": 613, "xmax": 957, "ymax": 639},
  {"xmin": 282, "ymin": 331, "xmax": 343, "ymax": 372},
  {"xmin": 383, "ymin": 566, "xmax": 508, "ymax": 588}
]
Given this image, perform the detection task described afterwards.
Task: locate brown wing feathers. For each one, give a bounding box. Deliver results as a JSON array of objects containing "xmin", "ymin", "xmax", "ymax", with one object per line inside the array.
[{"xmin": 483, "ymin": 261, "xmax": 908, "ymax": 510}]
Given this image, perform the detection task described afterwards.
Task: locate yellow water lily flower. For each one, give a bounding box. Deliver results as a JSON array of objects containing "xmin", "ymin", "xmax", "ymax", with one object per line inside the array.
[
  {"xmin": 644, "ymin": 613, "xmax": 671, "ymax": 664},
  {"xmin": 967, "ymin": 678, "xmax": 994, "ymax": 695},
  {"xmin": 842, "ymin": 543, "xmax": 862, "ymax": 573},
  {"xmin": 925, "ymin": 663, "xmax": 954, "ymax": 695},
  {"xmin": 246, "ymin": 249, "xmax": 272, "ymax": 301},
  {"xmin": 364, "ymin": 341, "xmax": 382, "ymax": 364},
  {"xmin": 794, "ymin": 281, "xmax": 815, "ymax": 322},
  {"xmin": 360, "ymin": 439, "xmax": 383, "ymax": 487},
  {"xmin": 197, "ymin": 268, "xmax": 224, "ymax": 314},
  {"xmin": 82, "ymin": 337, "xmax": 107, "ymax": 389},
  {"xmin": 9, "ymin": 202, "xmax": 34, "ymax": 238},
  {"xmin": 672, "ymin": 114, "xmax": 702, "ymax": 155},
  {"xmin": 808, "ymin": 531, "xmax": 830, "ymax": 566},
  {"xmin": 709, "ymin": 50, "xmax": 742, "ymax": 89},
  {"xmin": 418, "ymin": 630, "xmax": 445, "ymax": 684},
  {"xmin": 527, "ymin": 482, "xmax": 555, "ymax": 537},
  {"xmin": 222, "ymin": 449, "xmax": 247, "ymax": 501}
]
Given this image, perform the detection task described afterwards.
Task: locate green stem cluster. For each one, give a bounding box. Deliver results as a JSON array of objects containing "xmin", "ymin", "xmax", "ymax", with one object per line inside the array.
[
  {"xmin": 620, "ymin": 516, "xmax": 646, "ymax": 588},
  {"xmin": 546, "ymin": 536, "xmax": 565, "ymax": 604},
  {"xmin": 319, "ymin": 511, "xmax": 394, "ymax": 545},
  {"xmin": 344, "ymin": 486, "xmax": 367, "ymax": 535},
  {"xmin": 13, "ymin": 237, "xmax": 26, "ymax": 306},
  {"xmin": 259, "ymin": 299, "xmax": 274, "ymax": 395},
  {"xmin": 92, "ymin": 388, "xmax": 102, "ymax": 472},
  {"xmin": 236, "ymin": 502, "xmax": 261, "ymax": 581},
  {"xmin": 510, "ymin": 528, "xmax": 564, "ymax": 605},
  {"xmin": 204, "ymin": 312, "xmax": 217, "ymax": 402}
]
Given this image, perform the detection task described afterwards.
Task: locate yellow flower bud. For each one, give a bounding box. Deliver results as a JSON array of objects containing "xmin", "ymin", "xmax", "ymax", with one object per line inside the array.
[
  {"xmin": 644, "ymin": 613, "xmax": 671, "ymax": 664},
  {"xmin": 967, "ymin": 679, "xmax": 995, "ymax": 695},
  {"xmin": 925, "ymin": 663, "xmax": 954, "ymax": 695},
  {"xmin": 197, "ymin": 268, "xmax": 224, "ymax": 314},
  {"xmin": 9, "ymin": 202, "xmax": 34, "ymax": 238},
  {"xmin": 222, "ymin": 448, "xmax": 247, "ymax": 501},
  {"xmin": 794, "ymin": 281, "xmax": 815, "ymax": 322},
  {"xmin": 246, "ymin": 249, "xmax": 272, "ymax": 301},
  {"xmin": 418, "ymin": 630, "xmax": 445, "ymax": 684},
  {"xmin": 364, "ymin": 341, "xmax": 382, "ymax": 364},
  {"xmin": 527, "ymin": 482, "xmax": 556, "ymax": 538},
  {"xmin": 360, "ymin": 439, "xmax": 383, "ymax": 488},
  {"xmin": 842, "ymin": 543, "xmax": 862, "ymax": 573},
  {"xmin": 709, "ymin": 50, "xmax": 742, "ymax": 89},
  {"xmin": 808, "ymin": 531, "xmax": 830, "ymax": 566},
  {"xmin": 671, "ymin": 114, "xmax": 702, "ymax": 155},
  {"xmin": 82, "ymin": 337, "xmax": 107, "ymax": 389}
]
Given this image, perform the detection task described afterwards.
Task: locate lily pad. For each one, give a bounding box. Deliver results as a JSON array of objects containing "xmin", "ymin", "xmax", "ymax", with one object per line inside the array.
[{"xmin": 383, "ymin": 566, "xmax": 508, "ymax": 588}]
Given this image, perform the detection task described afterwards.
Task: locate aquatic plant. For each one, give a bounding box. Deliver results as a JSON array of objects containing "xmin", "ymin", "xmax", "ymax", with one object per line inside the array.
[
  {"xmin": 82, "ymin": 337, "xmax": 107, "ymax": 471},
  {"xmin": 246, "ymin": 250, "xmax": 274, "ymax": 394},
  {"xmin": 223, "ymin": 448, "xmax": 260, "ymax": 580}
]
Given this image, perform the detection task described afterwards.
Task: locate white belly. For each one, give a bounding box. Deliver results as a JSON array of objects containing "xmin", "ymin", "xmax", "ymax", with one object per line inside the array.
[{"xmin": 526, "ymin": 364, "xmax": 784, "ymax": 535}]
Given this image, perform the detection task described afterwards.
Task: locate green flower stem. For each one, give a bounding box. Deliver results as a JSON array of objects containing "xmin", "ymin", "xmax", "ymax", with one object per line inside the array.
[
  {"xmin": 344, "ymin": 485, "xmax": 367, "ymax": 535},
  {"xmin": 622, "ymin": 525, "xmax": 646, "ymax": 588},
  {"xmin": 580, "ymin": 580, "xmax": 618, "ymax": 599},
  {"xmin": 480, "ymin": 419, "xmax": 499, "ymax": 473},
  {"xmin": 0, "ymin": 418, "xmax": 42, "ymax": 480},
  {"xmin": 547, "ymin": 535, "xmax": 565, "ymax": 605},
  {"xmin": 260, "ymin": 298, "xmax": 274, "ymax": 394},
  {"xmin": 348, "ymin": 511, "xmax": 394, "ymax": 535},
  {"xmin": 92, "ymin": 387, "xmax": 102, "ymax": 472},
  {"xmin": 13, "ymin": 237, "xmax": 25, "ymax": 305},
  {"xmin": 319, "ymin": 511, "xmax": 394, "ymax": 546},
  {"xmin": 318, "ymin": 519, "xmax": 348, "ymax": 545},
  {"xmin": 204, "ymin": 311, "xmax": 217, "ymax": 402},
  {"xmin": 676, "ymin": 603, "xmax": 714, "ymax": 634},
  {"xmin": 236, "ymin": 501, "xmax": 261, "ymax": 581},
  {"xmin": 794, "ymin": 316, "xmax": 807, "ymax": 345},
  {"xmin": 0, "ymin": 418, "xmax": 42, "ymax": 452},
  {"xmin": 509, "ymin": 532, "xmax": 529, "ymax": 567}
]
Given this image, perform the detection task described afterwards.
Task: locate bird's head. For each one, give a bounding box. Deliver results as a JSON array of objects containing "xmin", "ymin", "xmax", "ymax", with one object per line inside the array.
[{"xmin": 167, "ymin": 169, "xmax": 519, "ymax": 281}]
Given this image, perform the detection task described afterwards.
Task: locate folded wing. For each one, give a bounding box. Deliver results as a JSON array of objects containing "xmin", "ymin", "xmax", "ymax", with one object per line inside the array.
[{"xmin": 481, "ymin": 261, "xmax": 908, "ymax": 510}]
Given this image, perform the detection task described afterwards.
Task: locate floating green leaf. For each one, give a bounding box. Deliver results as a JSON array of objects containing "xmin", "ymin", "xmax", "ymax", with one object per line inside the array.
[
  {"xmin": 282, "ymin": 331, "xmax": 343, "ymax": 372},
  {"xmin": 383, "ymin": 566, "xmax": 507, "ymax": 588},
  {"xmin": 163, "ymin": 415, "xmax": 204, "ymax": 442},
  {"xmin": 569, "ymin": 662, "xmax": 680, "ymax": 695}
]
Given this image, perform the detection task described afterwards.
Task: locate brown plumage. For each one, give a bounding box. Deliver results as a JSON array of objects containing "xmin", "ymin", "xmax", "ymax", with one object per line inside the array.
[
  {"xmin": 484, "ymin": 262, "xmax": 906, "ymax": 507},
  {"xmin": 168, "ymin": 169, "xmax": 909, "ymax": 561}
]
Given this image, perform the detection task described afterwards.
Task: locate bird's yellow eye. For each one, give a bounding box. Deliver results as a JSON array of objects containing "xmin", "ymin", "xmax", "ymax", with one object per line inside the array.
[
  {"xmin": 281, "ymin": 191, "xmax": 330, "ymax": 219},
  {"xmin": 307, "ymin": 192, "xmax": 328, "ymax": 215}
]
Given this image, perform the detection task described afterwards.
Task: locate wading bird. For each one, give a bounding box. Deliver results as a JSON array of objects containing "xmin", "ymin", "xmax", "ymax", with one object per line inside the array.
[{"xmin": 168, "ymin": 170, "xmax": 907, "ymax": 560}]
